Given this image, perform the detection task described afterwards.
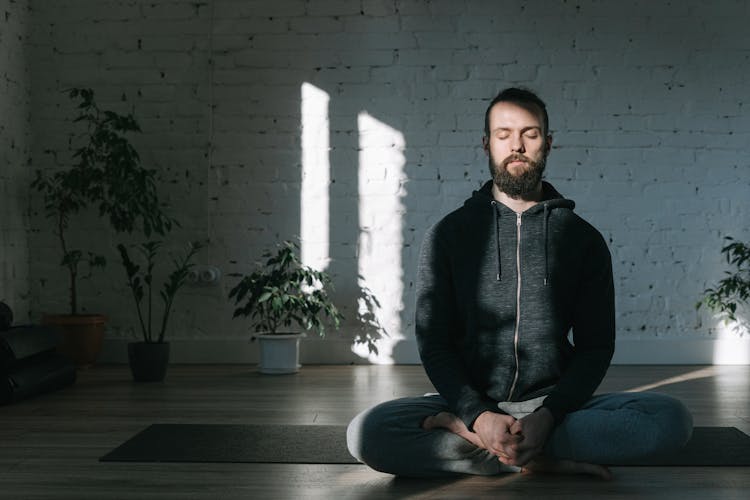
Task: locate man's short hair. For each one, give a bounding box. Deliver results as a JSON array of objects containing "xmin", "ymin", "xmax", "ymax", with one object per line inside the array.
[{"xmin": 484, "ymin": 87, "xmax": 549, "ymax": 138}]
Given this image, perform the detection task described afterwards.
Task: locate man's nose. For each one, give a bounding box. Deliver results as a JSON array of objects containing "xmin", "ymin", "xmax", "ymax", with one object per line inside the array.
[{"xmin": 510, "ymin": 136, "xmax": 525, "ymax": 153}]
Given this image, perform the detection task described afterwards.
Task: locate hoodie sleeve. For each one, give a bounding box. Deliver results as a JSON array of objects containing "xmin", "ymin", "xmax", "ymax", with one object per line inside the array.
[
  {"xmin": 415, "ymin": 224, "xmax": 500, "ymax": 429},
  {"xmin": 540, "ymin": 231, "xmax": 615, "ymax": 424}
]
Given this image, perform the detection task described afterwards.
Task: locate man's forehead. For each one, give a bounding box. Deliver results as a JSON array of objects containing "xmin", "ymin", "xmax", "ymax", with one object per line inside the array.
[
  {"xmin": 489, "ymin": 101, "xmax": 542, "ymax": 130},
  {"xmin": 489, "ymin": 101, "xmax": 543, "ymax": 124}
]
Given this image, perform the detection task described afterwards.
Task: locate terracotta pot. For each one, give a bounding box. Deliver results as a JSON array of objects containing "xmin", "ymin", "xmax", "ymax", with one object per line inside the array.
[
  {"xmin": 42, "ymin": 314, "xmax": 106, "ymax": 368},
  {"xmin": 128, "ymin": 341, "xmax": 170, "ymax": 382}
]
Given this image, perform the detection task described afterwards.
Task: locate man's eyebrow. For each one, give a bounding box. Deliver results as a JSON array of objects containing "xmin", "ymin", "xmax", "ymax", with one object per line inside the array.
[{"xmin": 491, "ymin": 125, "xmax": 542, "ymax": 133}]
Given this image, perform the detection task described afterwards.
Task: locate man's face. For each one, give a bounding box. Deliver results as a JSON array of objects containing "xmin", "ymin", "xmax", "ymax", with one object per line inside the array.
[{"xmin": 483, "ymin": 101, "xmax": 551, "ymax": 197}]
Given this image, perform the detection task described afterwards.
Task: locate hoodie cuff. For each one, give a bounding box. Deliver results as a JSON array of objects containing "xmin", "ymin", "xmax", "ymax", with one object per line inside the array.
[
  {"xmin": 538, "ymin": 402, "xmax": 567, "ymax": 425},
  {"xmin": 461, "ymin": 400, "xmax": 507, "ymax": 432}
]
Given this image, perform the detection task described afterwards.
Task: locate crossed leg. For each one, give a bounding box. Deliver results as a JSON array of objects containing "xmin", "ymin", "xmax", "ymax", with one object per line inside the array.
[
  {"xmin": 348, "ymin": 392, "xmax": 692, "ymax": 479},
  {"xmin": 422, "ymin": 411, "xmax": 613, "ymax": 479}
]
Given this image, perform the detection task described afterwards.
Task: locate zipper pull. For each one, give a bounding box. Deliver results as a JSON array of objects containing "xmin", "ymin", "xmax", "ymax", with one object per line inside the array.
[{"xmin": 516, "ymin": 213, "xmax": 522, "ymax": 226}]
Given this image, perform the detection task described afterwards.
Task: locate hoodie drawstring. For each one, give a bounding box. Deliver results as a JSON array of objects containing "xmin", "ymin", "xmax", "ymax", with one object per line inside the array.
[
  {"xmin": 495, "ymin": 201, "xmax": 552, "ymax": 285},
  {"xmin": 492, "ymin": 201, "xmax": 501, "ymax": 281},
  {"xmin": 543, "ymin": 203, "xmax": 550, "ymax": 286}
]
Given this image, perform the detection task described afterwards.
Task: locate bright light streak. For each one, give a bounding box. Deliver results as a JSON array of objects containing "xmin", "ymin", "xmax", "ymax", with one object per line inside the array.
[
  {"xmin": 300, "ymin": 83, "xmax": 330, "ymax": 271},
  {"xmin": 353, "ymin": 111, "xmax": 407, "ymax": 364},
  {"xmin": 712, "ymin": 317, "xmax": 750, "ymax": 364},
  {"xmin": 624, "ymin": 367, "xmax": 716, "ymax": 393}
]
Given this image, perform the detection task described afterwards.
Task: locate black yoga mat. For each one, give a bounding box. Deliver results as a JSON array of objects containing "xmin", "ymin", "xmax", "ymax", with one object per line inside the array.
[
  {"xmin": 100, "ymin": 425, "xmax": 750, "ymax": 466},
  {"xmin": 101, "ymin": 424, "xmax": 356, "ymax": 464},
  {"xmin": 614, "ymin": 426, "xmax": 750, "ymax": 466}
]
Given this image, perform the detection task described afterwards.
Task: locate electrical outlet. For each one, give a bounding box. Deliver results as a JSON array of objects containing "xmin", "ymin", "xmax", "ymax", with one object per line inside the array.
[{"xmin": 188, "ymin": 265, "xmax": 222, "ymax": 285}]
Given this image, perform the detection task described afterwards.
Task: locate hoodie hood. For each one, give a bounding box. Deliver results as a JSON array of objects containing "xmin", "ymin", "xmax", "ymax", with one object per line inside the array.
[{"xmin": 464, "ymin": 181, "xmax": 575, "ymax": 284}]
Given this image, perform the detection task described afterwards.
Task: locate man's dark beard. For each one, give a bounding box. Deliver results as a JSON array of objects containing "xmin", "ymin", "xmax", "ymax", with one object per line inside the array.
[{"xmin": 489, "ymin": 153, "xmax": 547, "ymax": 197}]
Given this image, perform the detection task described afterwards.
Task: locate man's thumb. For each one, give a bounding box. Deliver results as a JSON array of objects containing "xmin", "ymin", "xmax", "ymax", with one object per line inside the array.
[{"xmin": 509, "ymin": 420, "xmax": 524, "ymax": 435}]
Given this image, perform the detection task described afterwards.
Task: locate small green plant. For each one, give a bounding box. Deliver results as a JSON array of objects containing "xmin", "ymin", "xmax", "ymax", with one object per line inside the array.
[
  {"xmin": 228, "ymin": 241, "xmax": 343, "ymax": 336},
  {"xmin": 117, "ymin": 241, "xmax": 203, "ymax": 343},
  {"xmin": 32, "ymin": 88, "xmax": 173, "ymax": 315},
  {"xmin": 698, "ymin": 237, "xmax": 750, "ymax": 325}
]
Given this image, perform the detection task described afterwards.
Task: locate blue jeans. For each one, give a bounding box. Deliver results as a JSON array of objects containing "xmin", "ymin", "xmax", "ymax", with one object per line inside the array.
[{"xmin": 346, "ymin": 392, "xmax": 693, "ymax": 477}]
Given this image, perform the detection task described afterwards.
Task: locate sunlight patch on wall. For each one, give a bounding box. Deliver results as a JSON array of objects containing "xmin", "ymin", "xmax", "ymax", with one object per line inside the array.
[
  {"xmin": 352, "ymin": 111, "xmax": 407, "ymax": 364},
  {"xmin": 712, "ymin": 317, "xmax": 750, "ymax": 364},
  {"xmin": 300, "ymin": 83, "xmax": 330, "ymax": 271}
]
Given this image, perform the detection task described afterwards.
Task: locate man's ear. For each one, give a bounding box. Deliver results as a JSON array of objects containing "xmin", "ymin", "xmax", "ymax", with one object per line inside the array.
[
  {"xmin": 482, "ymin": 135, "xmax": 489, "ymax": 154},
  {"xmin": 545, "ymin": 134, "xmax": 553, "ymax": 155}
]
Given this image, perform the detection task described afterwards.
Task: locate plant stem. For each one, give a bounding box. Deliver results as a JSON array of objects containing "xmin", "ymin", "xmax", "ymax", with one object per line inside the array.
[
  {"xmin": 129, "ymin": 280, "xmax": 148, "ymax": 341},
  {"xmin": 57, "ymin": 209, "xmax": 77, "ymax": 315},
  {"xmin": 158, "ymin": 295, "xmax": 173, "ymax": 343},
  {"xmin": 147, "ymin": 250, "xmax": 153, "ymax": 343}
]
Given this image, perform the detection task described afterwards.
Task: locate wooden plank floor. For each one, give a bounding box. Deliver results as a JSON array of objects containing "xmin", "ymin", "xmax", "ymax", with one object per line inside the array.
[{"xmin": 1, "ymin": 364, "xmax": 749, "ymax": 499}]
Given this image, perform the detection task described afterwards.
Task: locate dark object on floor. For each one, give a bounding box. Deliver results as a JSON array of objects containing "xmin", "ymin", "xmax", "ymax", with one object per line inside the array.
[
  {"xmin": 100, "ymin": 425, "xmax": 750, "ymax": 466},
  {"xmin": 128, "ymin": 341, "xmax": 170, "ymax": 382},
  {"xmin": 0, "ymin": 308, "xmax": 76, "ymax": 405},
  {"xmin": 0, "ymin": 302, "xmax": 12, "ymax": 331}
]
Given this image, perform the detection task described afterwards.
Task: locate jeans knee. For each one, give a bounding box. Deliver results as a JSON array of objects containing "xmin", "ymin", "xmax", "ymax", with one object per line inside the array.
[
  {"xmin": 649, "ymin": 394, "xmax": 694, "ymax": 453},
  {"xmin": 346, "ymin": 403, "xmax": 397, "ymax": 472},
  {"xmin": 346, "ymin": 408, "xmax": 371, "ymax": 464}
]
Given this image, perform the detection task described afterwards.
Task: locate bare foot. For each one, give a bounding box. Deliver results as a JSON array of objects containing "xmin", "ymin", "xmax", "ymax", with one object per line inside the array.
[
  {"xmin": 521, "ymin": 456, "xmax": 613, "ymax": 480},
  {"xmin": 422, "ymin": 411, "xmax": 486, "ymax": 449}
]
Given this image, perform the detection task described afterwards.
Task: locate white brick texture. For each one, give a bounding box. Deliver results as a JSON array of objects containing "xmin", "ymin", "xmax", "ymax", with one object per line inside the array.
[
  {"xmin": 23, "ymin": 0, "xmax": 750, "ymax": 363},
  {"xmin": 0, "ymin": 0, "xmax": 31, "ymax": 323}
]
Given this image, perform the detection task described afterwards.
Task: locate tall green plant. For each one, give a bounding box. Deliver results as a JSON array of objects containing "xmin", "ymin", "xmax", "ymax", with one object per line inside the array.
[
  {"xmin": 117, "ymin": 241, "xmax": 203, "ymax": 343},
  {"xmin": 228, "ymin": 241, "xmax": 343, "ymax": 336},
  {"xmin": 698, "ymin": 236, "xmax": 750, "ymax": 324},
  {"xmin": 31, "ymin": 88, "xmax": 174, "ymax": 315}
]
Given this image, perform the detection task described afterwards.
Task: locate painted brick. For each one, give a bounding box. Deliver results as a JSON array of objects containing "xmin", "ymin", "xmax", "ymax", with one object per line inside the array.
[
  {"xmin": 1, "ymin": 0, "xmax": 30, "ymax": 322},
  {"xmin": 344, "ymin": 16, "xmax": 399, "ymax": 33},
  {"xmin": 19, "ymin": 0, "xmax": 750, "ymax": 362},
  {"xmin": 213, "ymin": 0, "xmax": 306, "ymax": 18}
]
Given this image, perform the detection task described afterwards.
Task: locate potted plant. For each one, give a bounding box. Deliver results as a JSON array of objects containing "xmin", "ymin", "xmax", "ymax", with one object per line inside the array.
[
  {"xmin": 32, "ymin": 88, "xmax": 173, "ymax": 367},
  {"xmin": 117, "ymin": 241, "xmax": 202, "ymax": 382},
  {"xmin": 228, "ymin": 241, "xmax": 343, "ymax": 374},
  {"xmin": 697, "ymin": 236, "xmax": 750, "ymax": 332}
]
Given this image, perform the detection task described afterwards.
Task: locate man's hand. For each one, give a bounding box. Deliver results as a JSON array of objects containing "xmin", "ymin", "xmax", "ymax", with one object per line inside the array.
[
  {"xmin": 472, "ymin": 411, "xmax": 520, "ymax": 461},
  {"xmin": 505, "ymin": 407, "xmax": 555, "ymax": 466}
]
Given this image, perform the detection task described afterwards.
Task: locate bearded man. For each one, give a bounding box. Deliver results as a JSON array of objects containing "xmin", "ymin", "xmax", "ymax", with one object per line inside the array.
[{"xmin": 346, "ymin": 88, "xmax": 693, "ymax": 478}]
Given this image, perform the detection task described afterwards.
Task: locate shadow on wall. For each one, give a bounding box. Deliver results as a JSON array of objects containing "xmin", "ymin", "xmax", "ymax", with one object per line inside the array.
[{"xmin": 350, "ymin": 281, "xmax": 390, "ymax": 357}]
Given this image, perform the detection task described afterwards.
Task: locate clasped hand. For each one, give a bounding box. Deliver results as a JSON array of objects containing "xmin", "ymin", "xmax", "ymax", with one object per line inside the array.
[{"xmin": 473, "ymin": 408, "xmax": 554, "ymax": 466}]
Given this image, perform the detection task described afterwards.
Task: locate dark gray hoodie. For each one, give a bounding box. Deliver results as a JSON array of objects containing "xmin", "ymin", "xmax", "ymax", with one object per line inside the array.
[{"xmin": 416, "ymin": 180, "xmax": 615, "ymax": 428}]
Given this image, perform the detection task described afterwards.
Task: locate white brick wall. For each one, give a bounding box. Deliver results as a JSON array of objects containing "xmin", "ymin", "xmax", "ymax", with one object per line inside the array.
[
  {"xmin": 0, "ymin": 0, "xmax": 30, "ymax": 323},
  {"xmin": 26, "ymin": 0, "xmax": 750, "ymax": 363}
]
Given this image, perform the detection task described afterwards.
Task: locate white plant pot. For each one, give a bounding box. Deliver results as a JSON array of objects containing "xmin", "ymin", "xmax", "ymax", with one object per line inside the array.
[{"xmin": 257, "ymin": 333, "xmax": 303, "ymax": 374}]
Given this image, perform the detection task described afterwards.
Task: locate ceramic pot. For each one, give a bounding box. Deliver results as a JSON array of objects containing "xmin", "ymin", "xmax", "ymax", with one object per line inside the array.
[
  {"xmin": 257, "ymin": 333, "xmax": 303, "ymax": 374},
  {"xmin": 128, "ymin": 341, "xmax": 170, "ymax": 382}
]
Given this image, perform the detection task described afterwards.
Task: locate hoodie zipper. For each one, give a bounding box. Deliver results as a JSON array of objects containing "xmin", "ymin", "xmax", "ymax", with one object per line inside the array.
[{"xmin": 507, "ymin": 212, "xmax": 522, "ymax": 401}]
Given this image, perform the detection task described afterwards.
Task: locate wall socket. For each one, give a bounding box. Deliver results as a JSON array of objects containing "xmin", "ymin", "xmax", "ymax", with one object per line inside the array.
[{"xmin": 188, "ymin": 265, "xmax": 222, "ymax": 285}]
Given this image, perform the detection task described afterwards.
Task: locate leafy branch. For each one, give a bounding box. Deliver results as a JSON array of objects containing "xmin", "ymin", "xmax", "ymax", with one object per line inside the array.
[
  {"xmin": 31, "ymin": 88, "xmax": 175, "ymax": 314},
  {"xmin": 118, "ymin": 241, "xmax": 203, "ymax": 343},
  {"xmin": 697, "ymin": 236, "xmax": 750, "ymax": 325},
  {"xmin": 228, "ymin": 241, "xmax": 343, "ymax": 336}
]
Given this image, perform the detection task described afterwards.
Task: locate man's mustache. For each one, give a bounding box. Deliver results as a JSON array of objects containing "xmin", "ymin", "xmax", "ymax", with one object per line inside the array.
[{"xmin": 502, "ymin": 154, "xmax": 532, "ymax": 167}]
